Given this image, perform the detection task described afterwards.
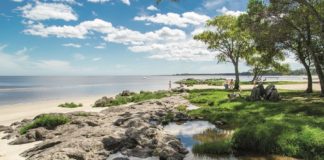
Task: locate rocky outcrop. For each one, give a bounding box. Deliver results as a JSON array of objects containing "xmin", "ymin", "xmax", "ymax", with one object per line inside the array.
[
  {"xmin": 249, "ymin": 84, "xmax": 280, "ymax": 101},
  {"xmin": 94, "ymin": 96, "xmax": 114, "ymax": 107},
  {"xmin": 4, "ymin": 96, "xmax": 190, "ymax": 160}
]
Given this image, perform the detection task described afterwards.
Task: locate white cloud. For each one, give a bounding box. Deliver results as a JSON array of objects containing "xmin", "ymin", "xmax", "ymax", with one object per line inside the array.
[
  {"xmin": 92, "ymin": 57, "xmax": 102, "ymax": 61},
  {"xmin": 23, "ymin": 19, "xmax": 113, "ymax": 38},
  {"xmin": 217, "ymin": 7, "xmax": 245, "ymax": 17},
  {"xmin": 134, "ymin": 12, "xmax": 210, "ymax": 28},
  {"xmin": 63, "ymin": 43, "xmax": 81, "ymax": 48},
  {"xmin": 12, "ymin": 0, "xmax": 23, "ymax": 2},
  {"xmin": 104, "ymin": 26, "xmax": 186, "ymax": 45},
  {"xmin": 87, "ymin": 0, "xmax": 110, "ymax": 3},
  {"xmin": 87, "ymin": 0, "xmax": 130, "ymax": 5},
  {"xmin": 95, "ymin": 43, "xmax": 106, "ymax": 49},
  {"xmin": 17, "ymin": 2, "xmax": 78, "ymax": 21},
  {"xmin": 129, "ymin": 39, "xmax": 216, "ymax": 61},
  {"xmin": 203, "ymin": 0, "xmax": 223, "ymax": 9},
  {"xmin": 0, "ymin": 44, "xmax": 79, "ymax": 75},
  {"xmin": 73, "ymin": 53, "xmax": 85, "ymax": 60},
  {"xmin": 147, "ymin": 5, "xmax": 158, "ymax": 11},
  {"xmin": 120, "ymin": 0, "xmax": 130, "ymax": 5}
]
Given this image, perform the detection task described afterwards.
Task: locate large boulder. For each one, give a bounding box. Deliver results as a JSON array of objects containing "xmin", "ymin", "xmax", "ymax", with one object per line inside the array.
[
  {"xmin": 249, "ymin": 84, "xmax": 265, "ymax": 101},
  {"xmin": 94, "ymin": 96, "xmax": 114, "ymax": 107},
  {"xmin": 264, "ymin": 84, "xmax": 280, "ymax": 101}
]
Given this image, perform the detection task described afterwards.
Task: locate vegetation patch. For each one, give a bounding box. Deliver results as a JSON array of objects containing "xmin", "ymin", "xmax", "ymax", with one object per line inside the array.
[
  {"xmin": 20, "ymin": 114, "xmax": 70, "ymax": 134},
  {"xmin": 186, "ymin": 89, "xmax": 324, "ymax": 159},
  {"xmin": 58, "ymin": 102, "xmax": 83, "ymax": 108},
  {"xmin": 176, "ymin": 78, "xmax": 307, "ymax": 87},
  {"xmin": 176, "ymin": 105, "xmax": 188, "ymax": 112},
  {"xmin": 94, "ymin": 90, "xmax": 172, "ymax": 107}
]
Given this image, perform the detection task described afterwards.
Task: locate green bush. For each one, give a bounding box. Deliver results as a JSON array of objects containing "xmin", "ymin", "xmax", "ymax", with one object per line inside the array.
[
  {"xmin": 176, "ymin": 105, "xmax": 188, "ymax": 112},
  {"xmin": 58, "ymin": 102, "xmax": 83, "ymax": 108},
  {"xmin": 19, "ymin": 114, "xmax": 70, "ymax": 134},
  {"xmin": 94, "ymin": 90, "xmax": 171, "ymax": 107}
]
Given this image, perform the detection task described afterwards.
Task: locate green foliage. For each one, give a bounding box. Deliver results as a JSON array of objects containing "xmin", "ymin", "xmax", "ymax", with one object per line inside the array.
[
  {"xmin": 94, "ymin": 90, "xmax": 172, "ymax": 107},
  {"xmin": 58, "ymin": 102, "xmax": 83, "ymax": 108},
  {"xmin": 19, "ymin": 114, "xmax": 70, "ymax": 134},
  {"xmin": 186, "ymin": 89, "xmax": 324, "ymax": 159},
  {"xmin": 176, "ymin": 105, "xmax": 187, "ymax": 112},
  {"xmin": 161, "ymin": 111, "xmax": 174, "ymax": 125},
  {"xmin": 192, "ymin": 139, "xmax": 232, "ymax": 155}
]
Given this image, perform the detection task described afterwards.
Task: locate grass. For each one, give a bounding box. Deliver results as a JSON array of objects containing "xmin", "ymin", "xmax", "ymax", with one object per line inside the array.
[
  {"xmin": 58, "ymin": 102, "xmax": 83, "ymax": 108},
  {"xmin": 176, "ymin": 104, "xmax": 188, "ymax": 112},
  {"xmin": 192, "ymin": 139, "xmax": 232, "ymax": 155},
  {"xmin": 19, "ymin": 114, "xmax": 70, "ymax": 134},
  {"xmin": 176, "ymin": 78, "xmax": 307, "ymax": 87},
  {"xmin": 93, "ymin": 90, "xmax": 172, "ymax": 107},
  {"xmin": 186, "ymin": 89, "xmax": 324, "ymax": 159}
]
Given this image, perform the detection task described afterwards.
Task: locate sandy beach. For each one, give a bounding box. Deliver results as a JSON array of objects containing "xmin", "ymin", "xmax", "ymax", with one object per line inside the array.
[{"xmin": 0, "ymin": 83, "xmax": 321, "ymax": 160}]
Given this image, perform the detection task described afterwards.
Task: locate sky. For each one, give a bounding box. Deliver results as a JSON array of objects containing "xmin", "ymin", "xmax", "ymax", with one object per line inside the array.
[{"xmin": 0, "ymin": 0, "xmax": 302, "ymax": 75}]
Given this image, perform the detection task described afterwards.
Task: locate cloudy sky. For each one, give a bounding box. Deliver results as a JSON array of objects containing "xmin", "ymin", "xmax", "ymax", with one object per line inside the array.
[{"xmin": 0, "ymin": 0, "xmax": 301, "ymax": 75}]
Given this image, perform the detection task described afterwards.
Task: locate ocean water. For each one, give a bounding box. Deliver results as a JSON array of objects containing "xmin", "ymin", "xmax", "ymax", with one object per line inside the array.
[{"xmin": 0, "ymin": 75, "xmax": 305, "ymax": 105}]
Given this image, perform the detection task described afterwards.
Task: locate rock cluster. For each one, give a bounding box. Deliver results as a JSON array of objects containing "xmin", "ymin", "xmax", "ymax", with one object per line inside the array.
[
  {"xmin": 1, "ymin": 96, "xmax": 191, "ymax": 160},
  {"xmin": 249, "ymin": 84, "xmax": 280, "ymax": 101}
]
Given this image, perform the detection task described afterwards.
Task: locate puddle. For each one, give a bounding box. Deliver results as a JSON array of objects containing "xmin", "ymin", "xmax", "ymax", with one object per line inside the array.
[
  {"xmin": 187, "ymin": 104, "xmax": 200, "ymax": 110},
  {"xmin": 163, "ymin": 121, "xmax": 296, "ymax": 160},
  {"xmin": 107, "ymin": 152, "xmax": 159, "ymax": 160}
]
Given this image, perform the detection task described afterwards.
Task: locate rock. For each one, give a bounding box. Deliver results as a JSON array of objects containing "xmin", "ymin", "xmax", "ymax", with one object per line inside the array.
[
  {"xmin": 249, "ymin": 84, "xmax": 265, "ymax": 101},
  {"xmin": 264, "ymin": 84, "xmax": 280, "ymax": 101},
  {"xmin": 119, "ymin": 90, "xmax": 135, "ymax": 97},
  {"xmin": 174, "ymin": 112, "xmax": 189, "ymax": 122},
  {"xmin": 0, "ymin": 125, "xmax": 13, "ymax": 133},
  {"xmin": 123, "ymin": 146, "xmax": 153, "ymax": 158},
  {"xmin": 102, "ymin": 136, "xmax": 123, "ymax": 151},
  {"xmin": 113, "ymin": 117, "xmax": 131, "ymax": 126},
  {"xmin": 4, "ymin": 95, "xmax": 189, "ymax": 160},
  {"xmin": 94, "ymin": 96, "xmax": 114, "ymax": 107}
]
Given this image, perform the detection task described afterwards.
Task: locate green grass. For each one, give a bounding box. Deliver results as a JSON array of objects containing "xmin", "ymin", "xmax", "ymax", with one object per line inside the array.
[
  {"xmin": 186, "ymin": 89, "xmax": 324, "ymax": 159},
  {"xmin": 58, "ymin": 102, "xmax": 83, "ymax": 108},
  {"xmin": 193, "ymin": 139, "xmax": 232, "ymax": 155},
  {"xmin": 93, "ymin": 90, "xmax": 172, "ymax": 107},
  {"xmin": 176, "ymin": 78, "xmax": 307, "ymax": 87},
  {"xmin": 19, "ymin": 114, "xmax": 70, "ymax": 134},
  {"xmin": 176, "ymin": 104, "xmax": 188, "ymax": 112}
]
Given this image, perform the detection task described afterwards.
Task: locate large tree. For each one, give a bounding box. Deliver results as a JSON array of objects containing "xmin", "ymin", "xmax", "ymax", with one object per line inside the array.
[
  {"xmin": 241, "ymin": 0, "xmax": 323, "ymax": 95},
  {"xmin": 194, "ymin": 15, "xmax": 252, "ymax": 90}
]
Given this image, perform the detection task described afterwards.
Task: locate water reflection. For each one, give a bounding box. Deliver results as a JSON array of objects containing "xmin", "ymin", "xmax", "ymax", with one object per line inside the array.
[{"xmin": 163, "ymin": 121, "xmax": 296, "ymax": 160}]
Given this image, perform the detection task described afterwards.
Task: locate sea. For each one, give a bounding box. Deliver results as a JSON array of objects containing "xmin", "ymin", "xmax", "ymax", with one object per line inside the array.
[{"xmin": 0, "ymin": 75, "xmax": 306, "ymax": 105}]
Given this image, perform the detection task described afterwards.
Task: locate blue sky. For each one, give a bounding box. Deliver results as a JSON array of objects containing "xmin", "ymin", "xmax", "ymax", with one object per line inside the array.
[{"xmin": 0, "ymin": 0, "xmax": 301, "ymax": 75}]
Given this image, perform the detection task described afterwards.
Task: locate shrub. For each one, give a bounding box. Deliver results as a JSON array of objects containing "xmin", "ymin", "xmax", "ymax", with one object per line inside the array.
[
  {"xmin": 19, "ymin": 114, "xmax": 70, "ymax": 134},
  {"xmin": 192, "ymin": 139, "xmax": 232, "ymax": 155},
  {"xmin": 176, "ymin": 105, "xmax": 187, "ymax": 112},
  {"xmin": 58, "ymin": 102, "xmax": 83, "ymax": 108},
  {"xmin": 93, "ymin": 90, "xmax": 171, "ymax": 107}
]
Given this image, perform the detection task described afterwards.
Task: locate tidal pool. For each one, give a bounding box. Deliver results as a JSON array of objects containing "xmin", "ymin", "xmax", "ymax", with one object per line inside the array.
[{"xmin": 163, "ymin": 121, "xmax": 297, "ymax": 160}]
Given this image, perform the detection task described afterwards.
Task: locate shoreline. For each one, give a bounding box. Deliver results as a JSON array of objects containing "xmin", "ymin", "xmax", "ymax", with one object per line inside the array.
[{"xmin": 0, "ymin": 83, "xmax": 321, "ymax": 160}]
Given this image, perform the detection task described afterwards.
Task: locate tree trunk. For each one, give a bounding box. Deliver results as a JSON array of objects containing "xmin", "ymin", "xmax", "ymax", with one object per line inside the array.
[
  {"xmin": 234, "ymin": 62, "xmax": 240, "ymax": 90},
  {"xmin": 303, "ymin": 62, "xmax": 313, "ymax": 93},
  {"xmin": 296, "ymin": 39, "xmax": 313, "ymax": 93},
  {"xmin": 312, "ymin": 56, "xmax": 324, "ymax": 96}
]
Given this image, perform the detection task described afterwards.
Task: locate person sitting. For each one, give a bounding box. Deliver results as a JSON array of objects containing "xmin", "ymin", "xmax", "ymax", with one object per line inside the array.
[
  {"xmin": 229, "ymin": 79, "xmax": 234, "ymax": 89},
  {"xmin": 224, "ymin": 79, "xmax": 229, "ymax": 90}
]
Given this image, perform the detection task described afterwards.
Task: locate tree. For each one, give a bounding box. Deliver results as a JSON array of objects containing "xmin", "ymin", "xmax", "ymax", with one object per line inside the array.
[
  {"xmin": 246, "ymin": 49, "xmax": 290, "ymax": 82},
  {"xmin": 194, "ymin": 15, "xmax": 252, "ymax": 90},
  {"xmin": 242, "ymin": 0, "xmax": 323, "ymax": 95}
]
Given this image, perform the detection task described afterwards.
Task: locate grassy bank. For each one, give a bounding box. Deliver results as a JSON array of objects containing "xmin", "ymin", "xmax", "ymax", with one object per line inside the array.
[
  {"xmin": 176, "ymin": 78, "xmax": 307, "ymax": 87},
  {"xmin": 93, "ymin": 90, "xmax": 172, "ymax": 107},
  {"xmin": 186, "ymin": 89, "xmax": 324, "ymax": 159},
  {"xmin": 20, "ymin": 114, "xmax": 70, "ymax": 134}
]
